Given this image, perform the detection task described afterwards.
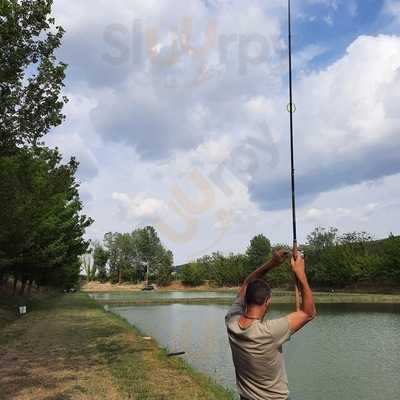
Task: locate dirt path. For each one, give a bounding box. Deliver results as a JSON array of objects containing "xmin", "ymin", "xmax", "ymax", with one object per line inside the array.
[{"xmin": 0, "ymin": 294, "xmax": 233, "ymax": 400}]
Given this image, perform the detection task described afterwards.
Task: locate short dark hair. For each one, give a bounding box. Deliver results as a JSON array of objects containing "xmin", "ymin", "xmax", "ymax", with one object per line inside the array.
[{"xmin": 245, "ymin": 279, "xmax": 271, "ymax": 305}]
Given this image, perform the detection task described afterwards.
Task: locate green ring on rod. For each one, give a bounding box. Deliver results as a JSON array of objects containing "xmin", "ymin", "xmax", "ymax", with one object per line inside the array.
[{"xmin": 287, "ymin": 103, "xmax": 296, "ymax": 113}]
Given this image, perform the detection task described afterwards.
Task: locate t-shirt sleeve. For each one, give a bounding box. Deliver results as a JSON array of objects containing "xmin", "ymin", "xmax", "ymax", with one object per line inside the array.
[
  {"xmin": 265, "ymin": 317, "xmax": 291, "ymax": 347},
  {"xmin": 225, "ymin": 294, "xmax": 245, "ymax": 322}
]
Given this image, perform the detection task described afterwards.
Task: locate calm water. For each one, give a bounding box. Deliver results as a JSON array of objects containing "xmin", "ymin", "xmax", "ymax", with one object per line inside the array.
[{"xmin": 103, "ymin": 295, "xmax": 399, "ymax": 400}]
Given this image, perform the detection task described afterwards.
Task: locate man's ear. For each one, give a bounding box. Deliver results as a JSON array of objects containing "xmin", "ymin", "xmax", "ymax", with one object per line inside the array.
[{"xmin": 265, "ymin": 297, "xmax": 272, "ymax": 307}]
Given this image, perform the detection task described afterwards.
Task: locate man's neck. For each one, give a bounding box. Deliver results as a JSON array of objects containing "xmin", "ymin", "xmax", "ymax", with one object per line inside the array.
[{"xmin": 245, "ymin": 306, "xmax": 266, "ymax": 320}]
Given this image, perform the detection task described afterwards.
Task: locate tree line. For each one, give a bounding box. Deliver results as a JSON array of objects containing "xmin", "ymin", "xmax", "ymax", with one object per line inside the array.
[
  {"xmin": 85, "ymin": 227, "xmax": 174, "ymax": 287},
  {"xmin": 179, "ymin": 234, "xmax": 292, "ymax": 287},
  {"xmin": 179, "ymin": 228, "xmax": 400, "ymax": 290},
  {"xmin": 304, "ymin": 228, "xmax": 400, "ymax": 289},
  {"xmin": 0, "ymin": 1, "xmax": 92, "ymax": 295},
  {"xmin": 85, "ymin": 227, "xmax": 399, "ymax": 291}
]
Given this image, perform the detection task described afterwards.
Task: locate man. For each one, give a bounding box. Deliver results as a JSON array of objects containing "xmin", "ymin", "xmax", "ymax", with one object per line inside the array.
[{"xmin": 225, "ymin": 249, "xmax": 316, "ymax": 400}]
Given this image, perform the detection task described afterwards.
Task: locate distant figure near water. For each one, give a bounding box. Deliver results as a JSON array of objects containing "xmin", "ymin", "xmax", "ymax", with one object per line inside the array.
[{"xmin": 225, "ymin": 249, "xmax": 316, "ymax": 400}]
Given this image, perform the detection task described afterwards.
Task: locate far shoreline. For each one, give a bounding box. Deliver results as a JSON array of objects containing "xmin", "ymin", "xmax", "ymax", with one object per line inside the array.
[
  {"xmin": 83, "ymin": 281, "xmax": 400, "ymax": 305},
  {"xmin": 82, "ymin": 280, "xmax": 400, "ymax": 293}
]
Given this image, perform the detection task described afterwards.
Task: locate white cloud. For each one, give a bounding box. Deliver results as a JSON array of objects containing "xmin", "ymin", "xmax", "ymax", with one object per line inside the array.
[
  {"xmin": 112, "ymin": 192, "xmax": 166, "ymax": 221},
  {"xmin": 193, "ymin": 137, "xmax": 232, "ymax": 164},
  {"xmin": 248, "ymin": 34, "xmax": 400, "ymax": 212},
  {"xmin": 363, "ymin": 202, "xmax": 380, "ymax": 217},
  {"xmin": 47, "ymin": 132, "xmax": 99, "ymax": 181},
  {"xmin": 245, "ymin": 96, "xmax": 274, "ymax": 116},
  {"xmin": 298, "ymin": 173, "xmax": 400, "ymax": 238},
  {"xmin": 304, "ymin": 207, "xmax": 351, "ymax": 221},
  {"xmin": 297, "ymin": 35, "xmax": 400, "ymax": 150}
]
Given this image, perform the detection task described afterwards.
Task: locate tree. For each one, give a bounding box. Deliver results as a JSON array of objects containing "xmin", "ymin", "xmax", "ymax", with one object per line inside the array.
[
  {"xmin": 156, "ymin": 264, "xmax": 174, "ymax": 286},
  {"xmin": 338, "ymin": 231, "xmax": 373, "ymax": 245},
  {"xmin": 93, "ymin": 243, "xmax": 109, "ymax": 282},
  {"xmin": 81, "ymin": 253, "xmax": 96, "ymax": 282},
  {"xmin": 371, "ymin": 235, "xmax": 400, "ymax": 284},
  {"xmin": 0, "ymin": 147, "xmax": 92, "ymax": 292},
  {"xmin": 117, "ymin": 233, "xmax": 140, "ymax": 282},
  {"xmin": 0, "ymin": 2, "xmax": 92, "ymax": 294},
  {"xmin": 0, "ymin": 0, "xmax": 67, "ymax": 154},
  {"xmin": 306, "ymin": 227, "xmax": 338, "ymax": 249},
  {"xmin": 180, "ymin": 263, "xmax": 206, "ymax": 287},
  {"xmin": 305, "ymin": 227, "xmax": 339, "ymax": 284},
  {"xmin": 303, "ymin": 227, "xmax": 399, "ymax": 289},
  {"xmin": 246, "ymin": 234, "xmax": 272, "ymax": 272},
  {"xmin": 103, "ymin": 232, "xmax": 121, "ymax": 283},
  {"xmin": 201, "ymin": 252, "xmax": 223, "ymax": 285},
  {"xmin": 102, "ymin": 227, "xmax": 174, "ymax": 285},
  {"xmin": 103, "ymin": 232, "xmax": 136, "ymax": 283},
  {"xmin": 155, "ymin": 249, "xmax": 174, "ymax": 286},
  {"xmin": 203, "ymin": 252, "xmax": 247, "ymax": 287},
  {"xmin": 268, "ymin": 244, "xmax": 292, "ymax": 287}
]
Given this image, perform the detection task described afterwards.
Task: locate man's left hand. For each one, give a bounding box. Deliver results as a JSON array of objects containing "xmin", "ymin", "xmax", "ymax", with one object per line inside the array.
[{"xmin": 272, "ymin": 249, "xmax": 290, "ymax": 264}]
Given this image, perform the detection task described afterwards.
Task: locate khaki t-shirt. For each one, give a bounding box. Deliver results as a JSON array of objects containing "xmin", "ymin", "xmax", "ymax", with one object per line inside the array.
[{"xmin": 225, "ymin": 296, "xmax": 291, "ymax": 400}]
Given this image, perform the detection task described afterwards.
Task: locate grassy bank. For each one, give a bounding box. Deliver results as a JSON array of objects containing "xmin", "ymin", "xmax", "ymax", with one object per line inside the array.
[{"xmin": 0, "ymin": 292, "xmax": 234, "ymax": 400}]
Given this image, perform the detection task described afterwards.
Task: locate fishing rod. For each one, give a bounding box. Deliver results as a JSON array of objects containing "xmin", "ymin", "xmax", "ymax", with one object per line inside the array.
[{"xmin": 287, "ymin": 0, "xmax": 301, "ymax": 311}]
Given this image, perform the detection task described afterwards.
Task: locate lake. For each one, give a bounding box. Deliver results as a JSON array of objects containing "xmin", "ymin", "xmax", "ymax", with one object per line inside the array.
[{"xmin": 96, "ymin": 292, "xmax": 400, "ymax": 400}]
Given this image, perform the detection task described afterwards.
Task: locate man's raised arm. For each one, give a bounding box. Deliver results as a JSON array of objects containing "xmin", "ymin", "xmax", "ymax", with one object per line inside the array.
[
  {"xmin": 287, "ymin": 250, "xmax": 317, "ymax": 334},
  {"xmin": 238, "ymin": 249, "xmax": 289, "ymax": 301}
]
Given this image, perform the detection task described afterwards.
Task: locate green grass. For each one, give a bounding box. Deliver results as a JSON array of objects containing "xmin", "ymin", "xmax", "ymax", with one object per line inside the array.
[{"xmin": 0, "ymin": 292, "xmax": 235, "ymax": 400}]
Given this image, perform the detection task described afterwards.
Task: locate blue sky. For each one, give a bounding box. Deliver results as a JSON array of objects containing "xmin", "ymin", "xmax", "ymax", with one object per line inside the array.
[
  {"xmin": 48, "ymin": 0, "xmax": 400, "ymax": 263},
  {"xmin": 296, "ymin": 1, "xmax": 382, "ymax": 67}
]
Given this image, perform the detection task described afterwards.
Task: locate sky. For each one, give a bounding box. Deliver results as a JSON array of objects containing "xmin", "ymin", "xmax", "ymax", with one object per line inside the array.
[{"xmin": 46, "ymin": 0, "xmax": 400, "ymax": 264}]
